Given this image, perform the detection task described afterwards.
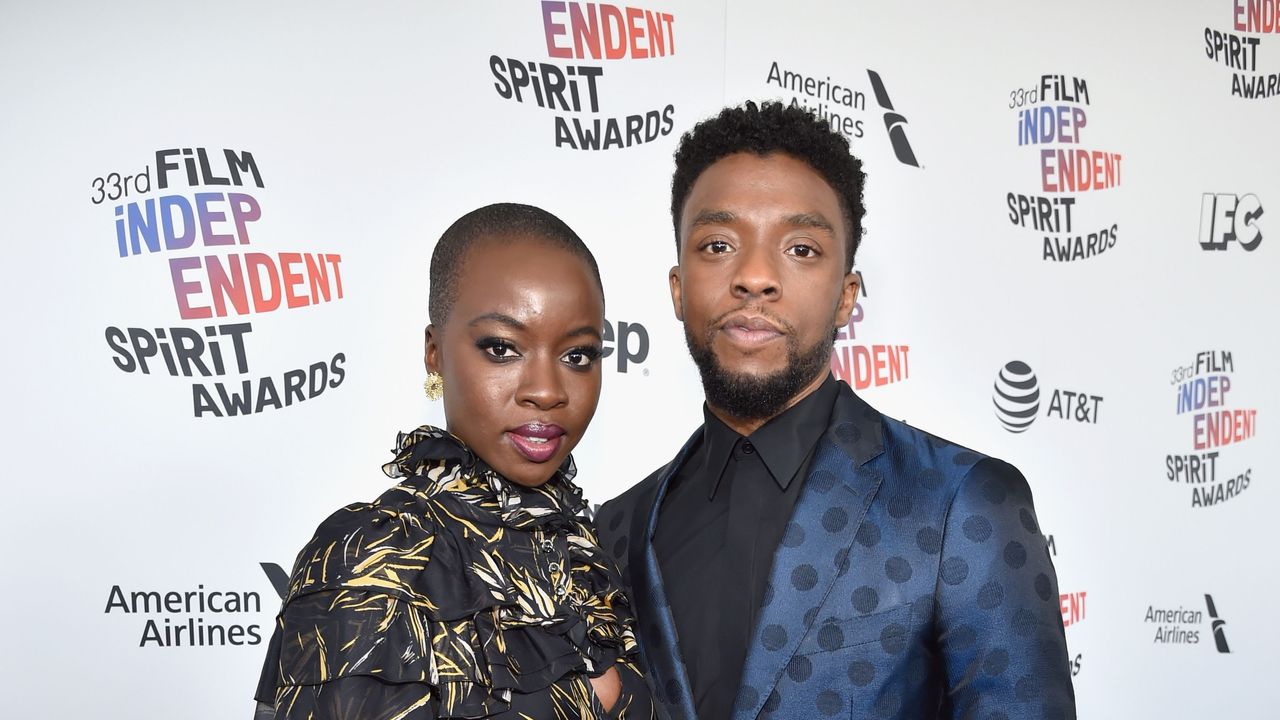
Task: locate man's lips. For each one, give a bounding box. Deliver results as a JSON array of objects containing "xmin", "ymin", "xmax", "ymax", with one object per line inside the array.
[
  {"xmin": 719, "ymin": 313, "xmax": 785, "ymax": 346},
  {"xmin": 506, "ymin": 423, "xmax": 565, "ymax": 463}
]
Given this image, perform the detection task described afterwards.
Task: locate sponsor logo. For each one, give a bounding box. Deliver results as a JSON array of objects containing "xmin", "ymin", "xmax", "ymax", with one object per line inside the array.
[
  {"xmin": 830, "ymin": 272, "xmax": 910, "ymax": 390},
  {"xmin": 993, "ymin": 360, "xmax": 1103, "ymax": 433},
  {"xmin": 1165, "ymin": 351, "xmax": 1256, "ymax": 508},
  {"xmin": 1005, "ymin": 75, "xmax": 1121, "ymax": 262},
  {"xmin": 762, "ymin": 62, "xmax": 919, "ymax": 167},
  {"xmin": 261, "ymin": 562, "xmax": 290, "ymax": 600},
  {"xmin": 993, "ymin": 361, "xmax": 1040, "ymax": 433},
  {"xmin": 867, "ymin": 70, "xmax": 919, "ymax": 167},
  {"xmin": 602, "ymin": 318, "xmax": 650, "ymax": 373},
  {"xmin": 96, "ymin": 149, "xmax": 347, "ymax": 418},
  {"xmin": 1203, "ymin": 1, "xmax": 1280, "ymax": 99},
  {"xmin": 1144, "ymin": 594, "xmax": 1232, "ymax": 652},
  {"xmin": 491, "ymin": 2, "xmax": 677, "ymax": 150},
  {"xmin": 1199, "ymin": 193, "xmax": 1264, "ymax": 251},
  {"xmin": 104, "ymin": 579, "xmax": 266, "ymax": 648}
]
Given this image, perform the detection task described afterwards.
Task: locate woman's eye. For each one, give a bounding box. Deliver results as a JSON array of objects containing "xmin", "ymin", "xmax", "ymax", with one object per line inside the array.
[
  {"xmin": 562, "ymin": 347, "xmax": 602, "ymax": 367},
  {"xmin": 478, "ymin": 339, "xmax": 520, "ymax": 360}
]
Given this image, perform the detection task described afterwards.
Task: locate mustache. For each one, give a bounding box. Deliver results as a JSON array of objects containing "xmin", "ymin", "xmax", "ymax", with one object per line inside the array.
[{"xmin": 708, "ymin": 306, "xmax": 796, "ymax": 335}]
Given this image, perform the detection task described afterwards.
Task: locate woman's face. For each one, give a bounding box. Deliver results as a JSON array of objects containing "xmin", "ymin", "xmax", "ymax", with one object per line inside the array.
[{"xmin": 425, "ymin": 235, "xmax": 605, "ymax": 487}]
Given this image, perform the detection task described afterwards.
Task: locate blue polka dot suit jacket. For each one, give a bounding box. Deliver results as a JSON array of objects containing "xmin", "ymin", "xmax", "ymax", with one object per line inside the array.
[{"xmin": 596, "ymin": 382, "xmax": 1077, "ymax": 720}]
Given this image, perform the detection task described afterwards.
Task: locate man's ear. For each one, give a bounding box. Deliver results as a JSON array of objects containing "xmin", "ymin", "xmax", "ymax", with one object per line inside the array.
[
  {"xmin": 834, "ymin": 271, "xmax": 861, "ymax": 327},
  {"xmin": 669, "ymin": 265, "xmax": 684, "ymax": 321}
]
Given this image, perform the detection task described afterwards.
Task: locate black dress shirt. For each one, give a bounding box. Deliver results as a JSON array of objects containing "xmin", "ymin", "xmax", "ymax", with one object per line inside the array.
[{"xmin": 654, "ymin": 374, "xmax": 840, "ymax": 720}]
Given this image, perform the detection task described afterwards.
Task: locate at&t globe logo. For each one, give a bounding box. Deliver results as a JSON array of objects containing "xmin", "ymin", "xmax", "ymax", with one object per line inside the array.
[{"xmin": 993, "ymin": 360, "xmax": 1041, "ymax": 433}]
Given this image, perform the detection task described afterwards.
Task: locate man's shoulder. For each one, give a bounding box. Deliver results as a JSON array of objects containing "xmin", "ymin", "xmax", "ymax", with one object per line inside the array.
[
  {"xmin": 597, "ymin": 459, "xmax": 673, "ymax": 533},
  {"xmin": 873, "ymin": 413, "xmax": 1027, "ymax": 496}
]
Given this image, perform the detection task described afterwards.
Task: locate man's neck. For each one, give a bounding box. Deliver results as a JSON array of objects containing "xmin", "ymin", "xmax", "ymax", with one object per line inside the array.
[{"xmin": 707, "ymin": 371, "xmax": 830, "ymax": 437}]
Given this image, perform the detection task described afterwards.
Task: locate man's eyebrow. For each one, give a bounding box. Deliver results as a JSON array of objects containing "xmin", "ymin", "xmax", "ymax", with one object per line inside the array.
[
  {"xmin": 468, "ymin": 312, "xmax": 525, "ymax": 330},
  {"xmin": 783, "ymin": 212, "xmax": 836, "ymax": 234},
  {"xmin": 689, "ymin": 209, "xmax": 737, "ymax": 228}
]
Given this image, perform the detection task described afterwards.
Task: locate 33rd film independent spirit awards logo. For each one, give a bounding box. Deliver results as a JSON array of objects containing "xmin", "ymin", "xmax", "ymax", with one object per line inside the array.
[
  {"xmin": 761, "ymin": 59, "xmax": 920, "ymax": 166},
  {"xmin": 1144, "ymin": 594, "xmax": 1233, "ymax": 653},
  {"xmin": 490, "ymin": 2, "xmax": 677, "ymax": 150},
  {"xmin": 1165, "ymin": 351, "xmax": 1256, "ymax": 508},
  {"xmin": 93, "ymin": 149, "xmax": 347, "ymax": 417},
  {"xmin": 829, "ymin": 272, "xmax": 910, "ymax": 390},
  {"xmin": 992, "ymin": 360, "xmax": 1104, "ymax": 433},
  {"xmin": 1203, "ymin": 0, "xmax": 1280, "ymax": 99},
  {"xmin": 1005, "ymin": 75, "xmax": 1121, "ymax": 262}
]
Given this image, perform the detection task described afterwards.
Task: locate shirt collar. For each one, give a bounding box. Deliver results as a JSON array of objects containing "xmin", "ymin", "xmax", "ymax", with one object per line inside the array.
[{"xmin": 700, "ymin": 373, "xmax": 841, "ymax": 499}]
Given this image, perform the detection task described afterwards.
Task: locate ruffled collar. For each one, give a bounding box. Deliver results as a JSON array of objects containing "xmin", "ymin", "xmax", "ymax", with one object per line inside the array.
[
  {"xmin": 381, "ymin": 425, "xmax": 588, "ymax": 531},
  {"xmin": 370, "ymin": 426, "xmax": 640, "ymax": 716}
]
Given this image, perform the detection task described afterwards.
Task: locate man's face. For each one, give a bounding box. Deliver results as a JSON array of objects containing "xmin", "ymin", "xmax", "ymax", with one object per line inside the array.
[{"xmin": 670, "ymin": 152, "xmax": 860, "ymax": 420}]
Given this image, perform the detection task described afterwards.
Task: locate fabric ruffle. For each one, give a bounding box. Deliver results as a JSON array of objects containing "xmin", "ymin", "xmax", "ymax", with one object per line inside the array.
[{"xmin": 257, "ymin": 426, "xmax": 641, "ymax": 719}]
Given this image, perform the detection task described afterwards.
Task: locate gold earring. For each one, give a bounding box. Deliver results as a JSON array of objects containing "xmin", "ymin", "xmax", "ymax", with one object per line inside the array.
[{"xmin": 423, "ymin": 372, "xmax": 444, "ymax": 400}]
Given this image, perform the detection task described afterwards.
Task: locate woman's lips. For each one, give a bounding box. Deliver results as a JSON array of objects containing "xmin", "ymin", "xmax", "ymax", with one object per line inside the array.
[{"xmin": 506, "ymin": 423, "xmax": 565, "ymax": 463}]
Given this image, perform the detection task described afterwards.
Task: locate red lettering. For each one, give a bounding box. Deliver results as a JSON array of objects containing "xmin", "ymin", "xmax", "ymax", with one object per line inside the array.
[
  {"xmin": 246, "ymin": 252, "xmax": 282, "ymax": 313},
  {"xmin": 170, "ymin": 256, "xmax": 212, "ymax": 320},
  {"xmin": 208, "ymin": 254, "xmax": 249, "ymax": 316},
  {"xmin": 601, "ymin": 5, "xmax": 626, "ymax": 59},
  {"xmin": 569, "ymin": 2, "xmax": 600, "ymax": 58},
  {"xmin": 542, "ymin": 1, "xmax": 572, "ymax": 58},
  {"xmin": 280, "ymin": 252, "xmax": 309, "ymax": 309},
  {"xmin": 625, "ymin": 7, "xmax": 647, "ymax": 58}
]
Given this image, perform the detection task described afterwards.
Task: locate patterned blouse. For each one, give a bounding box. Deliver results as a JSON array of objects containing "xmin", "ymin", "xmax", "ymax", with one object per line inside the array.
[{"xmin": 254, "ymin": 426, "xmax": 654, "ymax": 720}]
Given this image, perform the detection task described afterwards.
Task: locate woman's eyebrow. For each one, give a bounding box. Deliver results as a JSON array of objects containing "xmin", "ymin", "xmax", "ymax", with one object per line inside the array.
[{"xmin": 468, "ymin": 312, "xmax": 524, "ymax": 330}]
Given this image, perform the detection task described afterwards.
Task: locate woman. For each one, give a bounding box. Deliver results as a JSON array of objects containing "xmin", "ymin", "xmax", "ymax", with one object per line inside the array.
[{"xmin": 254, "ymin": 203, "xmax": 653, "ymax": 719}]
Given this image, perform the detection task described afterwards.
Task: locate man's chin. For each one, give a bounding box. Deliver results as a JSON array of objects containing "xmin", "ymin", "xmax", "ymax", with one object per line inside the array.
[
  {"xmin": 709, "ymin": 344, "xmax": 789, "ymax": 375},
  {"xmin": 711, "ymin": 359, "xmax": 789, "ymax": 381}
]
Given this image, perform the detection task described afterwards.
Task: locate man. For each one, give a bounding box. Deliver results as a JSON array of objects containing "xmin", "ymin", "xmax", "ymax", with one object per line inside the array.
[{"xmin": 596, "ymin": 102, "xmax": 1076, "ymax": 720}]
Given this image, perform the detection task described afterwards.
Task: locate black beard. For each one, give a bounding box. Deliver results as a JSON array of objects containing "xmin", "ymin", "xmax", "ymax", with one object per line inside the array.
[{"xmin": 685, "ymin": 322, "xmax": 833, "ymax": 422}]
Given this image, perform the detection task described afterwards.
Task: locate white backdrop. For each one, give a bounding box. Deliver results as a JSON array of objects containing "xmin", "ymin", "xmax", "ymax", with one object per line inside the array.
[{"xmin": 1, "ymin": 1, "xmax": 1275, "ymax": 717}]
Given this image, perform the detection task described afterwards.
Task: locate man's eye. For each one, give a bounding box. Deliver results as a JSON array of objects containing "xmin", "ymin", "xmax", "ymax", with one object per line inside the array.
[
  {"xmin": 706, "ymin": 240, "xmax": 731, "ymax": 254},
  {"xmin": 787, "ymin": 244, "xmax": 817, "ymax": 258}
]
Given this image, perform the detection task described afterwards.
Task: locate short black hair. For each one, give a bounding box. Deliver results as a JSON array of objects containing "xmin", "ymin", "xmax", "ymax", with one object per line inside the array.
[
  {"xmin": 670, "ymin": 100, "xmax": 867, "ymax": 270},
  {"xmin": 428, "ymin": 203, "xmax": 602, "ymax": 326}
]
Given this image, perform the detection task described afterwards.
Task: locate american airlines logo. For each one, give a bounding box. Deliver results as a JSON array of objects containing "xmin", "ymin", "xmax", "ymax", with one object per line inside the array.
[{"xmin": 867, "ymin": 70, "xmax": 919, "ymax": 167}]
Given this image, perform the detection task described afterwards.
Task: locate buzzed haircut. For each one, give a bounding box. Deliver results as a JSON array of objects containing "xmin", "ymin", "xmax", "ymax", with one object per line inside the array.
[
  {"xmin": 670, "ymin": 100, "xmax": 868, "ymax": 270},
  {"xmin": 428, "ymin": 203, "xmax": 603, "ymax": 326}
]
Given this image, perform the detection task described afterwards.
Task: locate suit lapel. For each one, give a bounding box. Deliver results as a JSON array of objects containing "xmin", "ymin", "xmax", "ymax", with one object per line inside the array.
[
  {"xmin": 628, "ymin": 430, "xmax": 701, "ymax": 720},
  {"xmin": 732, "ymin": 385, "xmax": 886, "ymax": 720}
]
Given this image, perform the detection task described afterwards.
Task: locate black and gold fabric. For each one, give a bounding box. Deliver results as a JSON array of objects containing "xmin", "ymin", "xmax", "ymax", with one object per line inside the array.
[{"xmin": 254, "ymin": 426, "xmax": 653, "ymax": 720}]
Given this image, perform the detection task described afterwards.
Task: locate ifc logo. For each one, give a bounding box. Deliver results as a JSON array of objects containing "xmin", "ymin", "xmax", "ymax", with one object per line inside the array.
[{"xmin": 993, "ymin": 360, "xmax": 1040, "ymax": 433}]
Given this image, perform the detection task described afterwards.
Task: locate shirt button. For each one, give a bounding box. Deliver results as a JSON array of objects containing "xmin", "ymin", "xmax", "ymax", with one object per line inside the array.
[
  {"xmin": 549, "ymin": 562, "xmax": 561, "ymax": 573},
  {"xmin": 541, "ymin": 540, "xmax": 555, "ymax": 552},
  {"xmin": 742, "ymin": 441, "xmax": 756, "ymax": 455}
]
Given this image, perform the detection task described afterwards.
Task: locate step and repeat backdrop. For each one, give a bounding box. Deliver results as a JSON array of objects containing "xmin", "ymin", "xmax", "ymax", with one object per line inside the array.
[{"xmin": 1, "ymin": 1, "xmax": 1275, "ymax": 717}]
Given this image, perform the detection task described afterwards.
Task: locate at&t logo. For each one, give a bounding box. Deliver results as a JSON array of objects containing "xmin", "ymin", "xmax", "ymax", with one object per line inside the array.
[
  {"xmin": 992, "ymin": 360, "xmax": 1104, "ymax": 433},
  {"xmin": 993, "ymin": 361, "xmax": 1040, "ymax": 433}
]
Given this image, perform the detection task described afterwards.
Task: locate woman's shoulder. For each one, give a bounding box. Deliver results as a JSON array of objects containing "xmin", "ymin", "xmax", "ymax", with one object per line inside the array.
[{"xmin": 283, "ymin": 478, "xmax": 441, "ymax": 602}]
